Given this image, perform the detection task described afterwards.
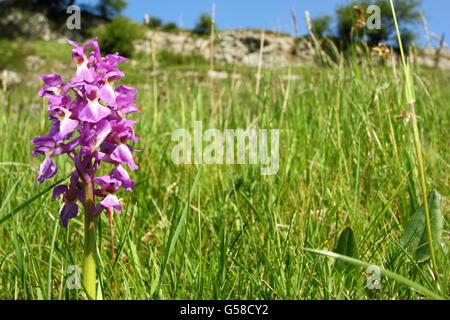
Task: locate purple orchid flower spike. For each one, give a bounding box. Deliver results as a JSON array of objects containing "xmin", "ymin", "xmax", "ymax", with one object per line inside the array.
[
  {"xmin": 31, "ymin": 37, "xmax": 140, "ymax": 228},
  {"xmin": 31, "ymin": 37, "xmax": 139, "ymax": 298}
]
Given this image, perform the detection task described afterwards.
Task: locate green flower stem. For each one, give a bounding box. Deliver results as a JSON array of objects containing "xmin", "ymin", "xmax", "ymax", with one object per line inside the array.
[{"xmin": 83, "ymin": 180, "xmax": 97, "ymax": 299}]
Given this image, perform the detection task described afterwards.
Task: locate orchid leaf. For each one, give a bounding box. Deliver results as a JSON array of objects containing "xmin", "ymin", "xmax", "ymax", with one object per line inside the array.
[{"xmin": 400, "ymin": 190, "xmax": 442, "ymax": 262}]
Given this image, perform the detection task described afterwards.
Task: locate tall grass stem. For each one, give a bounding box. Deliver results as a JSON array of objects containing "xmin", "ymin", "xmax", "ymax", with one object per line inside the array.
[{"xmin": 389, "ymin": 0, "xmax": 439, "ymax": 284}]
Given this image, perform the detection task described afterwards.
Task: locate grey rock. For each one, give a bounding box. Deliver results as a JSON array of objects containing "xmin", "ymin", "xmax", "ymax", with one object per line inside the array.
[{"xmin": 1, "ymin": 11, "xmax": 51, "ymax": 40}]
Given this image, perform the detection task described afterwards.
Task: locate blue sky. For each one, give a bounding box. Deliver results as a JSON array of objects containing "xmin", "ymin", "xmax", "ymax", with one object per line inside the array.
[{"xmin": 84, "ymin": 0, "xmax": 449, "ymax": 46}]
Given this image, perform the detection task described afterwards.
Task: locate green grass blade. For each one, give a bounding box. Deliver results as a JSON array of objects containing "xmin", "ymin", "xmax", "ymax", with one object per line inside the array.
[
  {"xmin": 157, "ymin": 166, "xmax": 203, "ymax": 294},
  {"xmin": 47, "ymin": 217, "xmax": 59, "ymax": 299},
  {"xmin": 302, "ymin": 248, "xmax": 444, "ymax": 300},
  {"xmin": 0, "ymin": 175, "xmax": 70, "ymax": 225}
]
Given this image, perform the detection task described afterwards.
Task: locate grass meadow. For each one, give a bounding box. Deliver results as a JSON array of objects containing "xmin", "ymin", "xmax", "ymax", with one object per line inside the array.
[{"xmin": 0, "ymin": 36, "xmax": 448, "ymax": 300}]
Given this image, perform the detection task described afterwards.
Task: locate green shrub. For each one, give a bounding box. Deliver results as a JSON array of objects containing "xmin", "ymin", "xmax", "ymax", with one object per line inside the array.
[
  {"xmin": 162, "ymin": 22, "xmax": 178, "ymax": 32},
  {"xmin": 311, "ymin": 15, "xmax": 332, "ymax": 37},
  {"xmin": 96, "ymin": 17, "xmax": 143, "ymax": 58},
  {"xmin": 147, "ymin": 17, "xmax": 162, "ymax": 29},
  {"xmin": 193, "ymin": 13, "xmax": 215, "ymax": 36}
]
